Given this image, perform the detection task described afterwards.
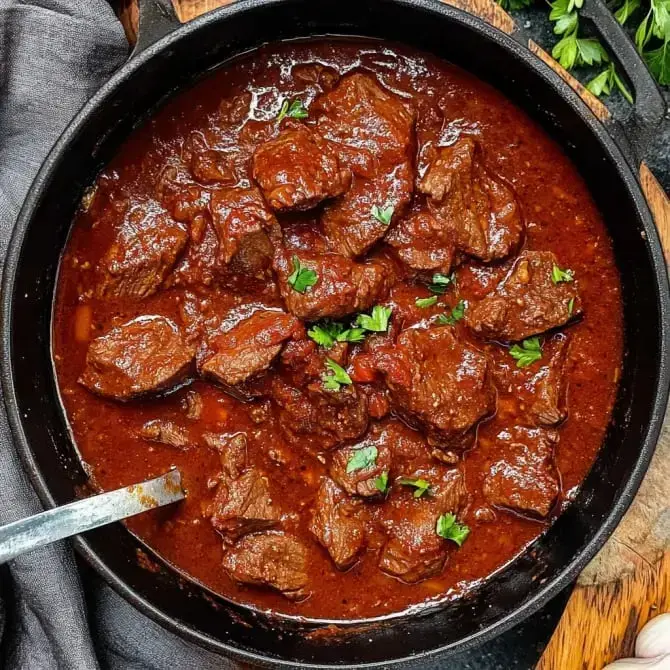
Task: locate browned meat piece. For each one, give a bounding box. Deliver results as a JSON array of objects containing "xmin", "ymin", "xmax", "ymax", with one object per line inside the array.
[
  {"xmin": 182, "ymin": 132, "xmax": 237, "ymax": 185},
  {"xmin": 222, "ymin": 532, "xmax": 310, "ymax": 601},
  {"xmin": 329, "ymin": 442, "xmax": 391, "ymax": 498},
  {"xmin": 96, "ymin": 202, "xmax": 188, "ymax": 299},
  {"xmin": 79, "ymin": 316, "xmax": 194, "ymax": 401},
  {"xmin": 209, "ymin": 186, "xmax": 277, "ymax": 267},
  {"xmin": 252, "ymin": 125, "xmax": 351, "ymax": 212},
  {"xmin": 379, "ymin": 468, "xmax": 466, "ymax": 583},
  {"xmin": 419, "ymin": 137, "xmax": 523, "ymax": 263},
  {"xmin": 140, "ymin": 420, "xmax": 190, "ymax": 449},
  {"xmin": 386, "ymin": 205, "xmax": 455, "ymax": 273},
  {"xmin": 210, "ymin": 468, "xmax": 280, "ymax": 543},
  {"xmin": 527, "ymin": 337, "xmax": 569, "ymax": 425},
  {"xmin": 309, "ymin": 478, "xmax": 366, "ymax": 570},
  {"xmin": 200, "ymin": 311, "xmax": 301, "ymax": 387},
  {"xmin": 203, "ymin": 432, "xmax": 248, "ymax": 481},
  {"xmin": 156, "ymin": 161, "xmax": 211, "ymax": 224},
  {"xmin": 466, "ymin": 251, "xmax": 582, "ymax": 342},
  {"xmin": 314, "ymin": 73, "xmax": 415, "ymax": 176},
  {"xmin": 314, "ymin": 73, "xmax": 416, "ymax": 257},
  {"xmin": 322, "ymin": 161, "xmax": 414, "ymax": 258},
  {"xmin": 483, "ymin": 426, "xmax": 560, "ymax": 518},
  {"xmin": 373, "ymin": 326, "xmax": 495, "ymax": 452},
  {"xmin": 274, "ymin": 249, "xmax": 392, "ymax": 320},
  {"xmin": 182, "ymin": 389, "xmax": 203, "ymax": 419},
  {"xmin": 271, "ymin": 378, "xmax": 368, "ymax": 451},
  {"xmin": 291, "ymin": 63, "xmax": 340, "ymax": 92}
]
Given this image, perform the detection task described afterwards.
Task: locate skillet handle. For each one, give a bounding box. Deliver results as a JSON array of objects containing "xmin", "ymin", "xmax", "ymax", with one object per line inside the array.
[
  {"xmin": 131, "ymin": 0, "xmax": 181, "ymax": 57},
  {"xmin": 580, "ymin": 0, "xmax": 666, "ymax": 165}
]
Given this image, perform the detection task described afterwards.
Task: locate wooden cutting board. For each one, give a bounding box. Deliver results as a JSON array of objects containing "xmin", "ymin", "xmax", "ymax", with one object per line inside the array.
[{"xmin": 118, "ymin": 1, "xmax": 670, "ymax": 666}]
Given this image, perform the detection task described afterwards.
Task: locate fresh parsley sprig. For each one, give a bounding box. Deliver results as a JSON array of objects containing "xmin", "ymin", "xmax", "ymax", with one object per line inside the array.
[
  {"xmin": 322, "ymin": 358, "xmax": 353, "ymax": 391},
  {"xmin": 509, "ymin": 337, "xmax": 543, "ymax": 368},
  {"xmin": 356, "ymin": 305, "xmax": 393, "ymax": 332},
  {"xmin": 428, "ymin": 272, "xmax": 456, "ymax": 295},
  {"xmin": 437, "ymin": 300, "xmax": 466, "ymax": 326},
  {"xmin": 277, "ymin": 98, "xmax": 309, "ymax": 121},
  {"xmin": 346, "ymin": 445, "xmax": 378, "ymax": 473},
  {"xmin": 371, "ymin": 204, "xmax": 394, "ymax": 226},
  {"xmin": 287, "ymin": 256, "xmax": 317, "ymax": 293},
  {"xmin": 398, "ymin": 477, "xmax": 432, "ymax": 498},
  {"xmin": 308, "ymin": 321, "xmax": 366, "ymax": 348},
  {"xmin": 436, "ymin": 513, "xmax": 470, "ymax": 546}
]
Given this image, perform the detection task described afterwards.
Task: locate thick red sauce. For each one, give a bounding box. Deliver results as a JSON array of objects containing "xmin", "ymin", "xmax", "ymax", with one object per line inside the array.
[{"xmin": 52, "ymin": 39, "xmax": 623, "ymax": 619}]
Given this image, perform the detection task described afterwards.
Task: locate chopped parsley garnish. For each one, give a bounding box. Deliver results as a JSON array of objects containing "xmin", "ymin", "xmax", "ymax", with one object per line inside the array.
[
  {"xmin": 322, "ymin": 358, "xmax": 352, "ymax": 391},
  {"xmin": 398, "ymin": 477, "xmax": 431, "ymax": 498},
  {"xmin": 568, "ymin": 297, "xmax": 575, "ymax": 316},
  {"xmin": 551, "ymin": 264, "xmax": 574, "ymax": 284},
  {"xmin": 436, "ymin": 513, "xmax": 470, "ymax": 546},
  {"xmin": 415, "ymin": 296, "xmax": 438, "ymax": 309},
  {"xmin": 509, "ymin": 337, "xmax": 543, "ymax": 368},
  {"xmin": 371, "ymin": 204, "xmax": 394, "ymax": 226},
  {"xmin": 308, "ymin": 321, "xmax": 366, "ymax": 348},
  {"xmin": 437, "ymin": 300, "xmax": 466, "ymax": 326},
  {"xmin": 374, "ymin": 472, "xmax": 389, "ymax": 494},
  {"xmin": 277, "ymin": 98, "xmax": 308, "ymax": 121},
  {"xmin": 356, "ymin": 305, "xmax": 393, "ymax": 333},
  {"xmin": 287, "ymin": 255, "xmax": 317, "ymax": 293},
  {"xmin": 428, "ymin": 272, "xmax": 456, "ymax": 295},
  {"xmin": 346, "ymin": 445, "xmax": 378, "ymax": 473}
]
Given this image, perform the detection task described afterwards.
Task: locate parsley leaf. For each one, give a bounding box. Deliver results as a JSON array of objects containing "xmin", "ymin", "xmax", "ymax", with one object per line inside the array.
[
  {"xmin": 398, "ymin": 477, "xmax": 431, "ymax": 498},
  {"xmin": 498, "ymin": 0, "xmax": 534, "ymax": 10},
  {"xmin": 644, "ymin": 38, "xmax": 670, "ymax": 85},
  {"xmin": 509, "ymin": 337, "xmax": 543, "ymax": 368},
  {"xmin": 436, "ymin": 513, "xmax": 470, "ymax": 546},
  {"xmin": 428, "ymin": 272, "xmax": 456, "ymax": 295},
  {"xmin": 586, "ymin": 63, "xmax": 633, "ymax": 103},
  {"xmin": 346, "ymin": 445, "xmax": 378, "ymax": 473},
  {"xmin": 551, "ymin": 264, "xmax": 575, "ymax": 284},
  {"xmin": 277, "ymin": 98, "xmax": 308, "ymax": 121},
  {"xmin": 322, "ymin": 358, "xmax": 352, "ymax": 391},
  {"xmin": 308, "ymin": 321, "xmax": 366, "ymax": 348},
  {"xmin": 356, "ymin": 305, "xmax": 392, "ymax": 332},
  {"xmin": 374, "ymin": 472, "xmax": 389, "ymax": 494},
  {"xmin": 437, "ymin": 300, "xmax": 466, "ymax": 326},
  {"xmin": 287, "ymin": 256, "xmax": 317, "ymax": 293},
  {"xmin": 615, "ymin": 0, "xmax": 641, "ymax": 24},
  {"xmin": 568, "ymin": 297, "xmax": 575, "ymax": 316},
  {"xmin": 371, "ymin": 204, "xmax": 394, "ymax": 226},
  {"xmin": 415, "ymin": 296, "xmax": 438, "ymax": 309}
]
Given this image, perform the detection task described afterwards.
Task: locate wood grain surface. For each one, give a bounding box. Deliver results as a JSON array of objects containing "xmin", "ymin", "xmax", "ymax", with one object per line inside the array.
[{"xmin": 119, "ymin": 1, "xmax": 670, "ymax": 667}]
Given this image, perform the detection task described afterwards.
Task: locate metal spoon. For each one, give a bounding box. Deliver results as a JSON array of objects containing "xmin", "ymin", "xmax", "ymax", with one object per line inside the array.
[{"xmin": 0, "ymin": 469, "xmax": 185, "ymax": 564}]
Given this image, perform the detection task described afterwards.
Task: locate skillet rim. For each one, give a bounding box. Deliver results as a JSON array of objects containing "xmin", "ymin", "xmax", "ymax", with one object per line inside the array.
[{"xmin": 1, "ymin": 0, "xmax": 669, "ymax": 666}]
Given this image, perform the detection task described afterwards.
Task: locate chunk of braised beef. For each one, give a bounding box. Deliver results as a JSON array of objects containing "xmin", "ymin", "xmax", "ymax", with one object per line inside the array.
[
  {"xmin": 329, "ymin": 440, "xmax": 391, "ymax": 498},
  {"xmin": 309, "ymin": 478, "xmax": 366, "ymax": 570},
  {"xmin": 386, "ymin": 205, "xmax": 455, "ymax": 273},
  {"xmin": 379, "ymin": 467, "xmax": 466, "ymax": 583},
  {"xmin": 373, "ymin": 326, "xmax": 495, "ymax": 452},
  {"xmin": 314, "ymin": 73, "xmax": 416, "ymax": 257},
  {"xmin": 156, "ymin": 161, "xmax": 211, "ymax": 224},
  {"xmin": 273, "ymin": 248, "xmax": 392, "ymax": 320},
  {"xmin": 200, "ymin": 311, "xmax": 301, "ymax": 387},
  {"xmin": 210, "ymin": 468, "xmax": 280, "ymax": 543},
  {"xmin": 209, "ymin": 186, "xmax": 277, "ymax": 268},
  {"xmin": 222, "ymin": 532, "xmax": 310, "ymax": 601},
  {"xmin": 182, "ymin": 131, "xmax": 238, "ymax": 185},
  {"xmin": 79, "ymin": 316, "xmax": 194, "ymax": 401},
  {"xmin": 271, "ymin": 378, "xmax": 368, "ymax": 451},
  {"xmin": 482, "ymin": 426, "xmax": 560, "ymax": 518},
  {"xmin": 322, "ymin": 161, "xmax": 414, "ymax": 258},
  {"xmin": 291, "ymin": 63, "xmax": 340, "ymax": 92},
  {"xmin": 202, "ymin": 432, "xmax": 248, "ymax": 481},
  {"xmin": 466, "ymin": 251, "xmax": 581, "ymax": 342},
  {"xmin": 252, "ymin": 124, "xmax": 351, "ymax": 212},
  {"xmin": 96, "ymin": 202, "xmax": 188, "ymax": 300},
  {"xmin": 419, "ymin": 137, "xmax": 523, "ymax": 263},
  {"xmin": 140, "ymin": 419, "xmax": 190, "ymax": 449}
]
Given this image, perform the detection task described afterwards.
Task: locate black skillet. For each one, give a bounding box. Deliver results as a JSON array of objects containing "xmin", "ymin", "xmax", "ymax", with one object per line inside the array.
[{"xmin": 1, "ymin": 0, "xmax": 669, "ymax": 666}]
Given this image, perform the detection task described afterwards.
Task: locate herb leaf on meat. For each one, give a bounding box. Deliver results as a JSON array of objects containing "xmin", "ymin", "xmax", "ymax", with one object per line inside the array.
[
  {"xmin": 428, "ymin": 272, "xmax": 456, "ymax": 295},
  {"xmin": 322, "ymin": 358, "xmax": 353, "ymax": 391},
  {"xmin": 346, "ymin": 445, "xmax": 378, "ymax": 473},
  {"xmin": 356, "ymin": 305, "xmax": 393, "ymax": 332},
  {"xmin": 374, "ymin": 472, "xmax": 389, "ymax": 494},
  {"xmin": 509, "ymin": 337, "xmax": 543, "ymax": 368},
  {"xmin": 308, "ymin": 321, "xmax": 366, "ymax": 348},
  {"xmin": 371, "ymin": 204, "xmax": 394, "ymax": 226},
  {"xmin": 398, "ymin": 477, "xmax": 431, "ymax": 498},
  {"xmin": 277, "ymin": 98, "xmax": 309, "ymax": 121},
  {"xmin": 415, "ymin": 296, "xmax": 438, "ymax": 309},
  {"xmin": 287, "ymin": 255, "xmax": 318, "ymax": 293},
  {"xmin": 436, "ymin": 513, "xmax": 470, "ymax": 546},
  {"xmin": 437, "ymin": 300, "xmax": 466, "ymax": 326},
  {"xmin": 551, "ymin": 264, "xmax": 574, "ymax": 284}
]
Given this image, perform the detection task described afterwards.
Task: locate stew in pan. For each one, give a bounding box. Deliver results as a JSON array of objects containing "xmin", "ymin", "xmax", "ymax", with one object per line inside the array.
[{"xmin": 52, "ymin": 39, "xmax": 623, "ymax": 619}]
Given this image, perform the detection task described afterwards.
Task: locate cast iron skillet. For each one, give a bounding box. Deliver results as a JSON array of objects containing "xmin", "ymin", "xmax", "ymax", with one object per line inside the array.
[{"xmin": 1, "ymin": 0, "xmax": 669, "ymax": 666}]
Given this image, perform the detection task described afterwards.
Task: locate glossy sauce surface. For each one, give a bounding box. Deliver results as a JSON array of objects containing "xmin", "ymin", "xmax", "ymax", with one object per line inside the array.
[{"xmin": 52, "ymin": 40, "xmax": 623, "ymax": 619}]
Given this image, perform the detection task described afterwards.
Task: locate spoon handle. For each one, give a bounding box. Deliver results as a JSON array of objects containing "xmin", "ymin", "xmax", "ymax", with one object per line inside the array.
[{"xmin": 0, "ymin": 469, "xmax": 184, "ymax": 563}]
